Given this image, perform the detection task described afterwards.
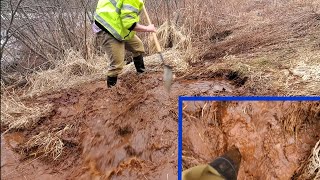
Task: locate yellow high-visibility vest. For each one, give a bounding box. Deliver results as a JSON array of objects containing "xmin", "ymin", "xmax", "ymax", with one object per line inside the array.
[{"xmin": 94, "ymin": 0, "xmax": 144, "ymax": 41}]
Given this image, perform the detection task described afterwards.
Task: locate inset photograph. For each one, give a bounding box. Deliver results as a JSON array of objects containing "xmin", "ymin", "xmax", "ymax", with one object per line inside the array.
[{"xmin": 180, "ymin": 98, "xmax": 320, "ymax": 180}]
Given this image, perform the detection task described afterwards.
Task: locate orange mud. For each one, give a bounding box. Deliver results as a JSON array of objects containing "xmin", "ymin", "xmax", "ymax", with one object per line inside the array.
[
  {"xmin": 182, "ymin": 101, "xmax": 320, "ymax": 179},
  {"xmin": 1, "ymin": 71, "xmax": 244, "ymax": 180}
]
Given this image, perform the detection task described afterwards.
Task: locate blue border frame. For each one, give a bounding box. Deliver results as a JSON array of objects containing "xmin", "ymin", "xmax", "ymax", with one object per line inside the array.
[{"xmin": 177, "ymin": 96, "xmax": 320, "ymax": 180}]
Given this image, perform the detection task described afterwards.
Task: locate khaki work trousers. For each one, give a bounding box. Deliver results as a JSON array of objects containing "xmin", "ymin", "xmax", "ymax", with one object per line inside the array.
[
  {"xmin": 95, "ymin": 31, "xmax": 145, "ymax": 77},
  {"xmin": 182, "ymin": 164, "xmax": 225, "ymax": 180}
]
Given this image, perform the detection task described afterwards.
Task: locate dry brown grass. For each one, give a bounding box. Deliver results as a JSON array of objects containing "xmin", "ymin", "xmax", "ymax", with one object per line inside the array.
[
  {"xmin": 1, "ymin": 95, "xmax": 53, "ymax": 132},
  {"xmin": 216, "ymin": 45, "xmax": 320, "ymax": 95},
  {"xmin": 281, "ymin": 102, "xmax": 320, "ymax": 136},
  {"xmin": 24, "ymin": 125, "xmax": 74, "ymax": 160},
  {"xmin": 144, "ymin": 0, "xmax": 320, "ymax": 95},
  {"xmin": 24, "ymin": 50, "xmax": 108, "ymax": 97},
  {"xmin": 147, "ymin": 21, "xmax": 191, "ymax": 54},
  {"xmin": 190, "ymin": 1, "xmax": 320, "ymax": 95},
  {"xmin": 295, "ymin": 140, "xmax": 320, "ymax": 179},
  {"xmin": 1, "ymin": 91, "xmax": 78, "ymax": 161}
]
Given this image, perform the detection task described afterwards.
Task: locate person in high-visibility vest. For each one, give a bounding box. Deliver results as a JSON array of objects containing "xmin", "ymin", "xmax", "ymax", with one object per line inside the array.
[
  {"xmin": 93, "ymin": 0, "xmax": 156, "ymax": 87},
  {"xmin": 183, "ymin": 146, "xmax": 242, "ymax": 180}
]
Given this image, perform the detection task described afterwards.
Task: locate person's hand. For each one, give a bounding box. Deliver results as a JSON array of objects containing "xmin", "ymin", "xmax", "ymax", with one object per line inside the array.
[{"xmin": 146, "ymin": 24, "xmax": 156, "ymax": 32}]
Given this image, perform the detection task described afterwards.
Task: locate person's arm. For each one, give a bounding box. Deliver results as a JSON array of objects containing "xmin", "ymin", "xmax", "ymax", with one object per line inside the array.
[
  {"xmin": 120, "ymin": 1, "xmax": 156, "ymax": 33},
  {"xmin": 132, "ymin": 23, "xmax": 156, "ymax": 32}
]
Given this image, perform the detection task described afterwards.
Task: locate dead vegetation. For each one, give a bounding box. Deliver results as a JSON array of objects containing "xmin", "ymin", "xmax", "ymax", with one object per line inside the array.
[
  {"xmin": 1, "ymin": 95, "xmax": 53, "ymax": 132},
  {"xmin": 24, "ymin": 50, "xmax": 108, "ymax": 97},
  {"xmin": 294, "ymin": 140, "xmax": 320, "ymax": 179},
  {"xmin": 1, "ymin": 0, "xmax": 319, "ymax": 96},
  {"xmin": 281, "ymin": 102, "xmax": 320, "ymax": 135},
  {"xmin": 0, "ymin": 93, "xmax": 70, "ymax": 161},
  {"xmin": 22, "ymin": 125, "xmax": 74, "ymax": 160},
  {"xmin": 147, "ymin": 21, "xmax": 191, "ymax": 54},
  {"xmin": 190, "ymin": 2, "xmax": 320, "ymax": 95},
  {"xmin": 1, "ymin": 0, "xmax": 96, "ymax": 77}
]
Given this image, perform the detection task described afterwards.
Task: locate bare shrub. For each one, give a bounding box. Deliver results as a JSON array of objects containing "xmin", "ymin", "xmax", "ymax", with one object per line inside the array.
[{"xmin": 1, "ymin": 0, "xmax": 95, "ymax": 84}]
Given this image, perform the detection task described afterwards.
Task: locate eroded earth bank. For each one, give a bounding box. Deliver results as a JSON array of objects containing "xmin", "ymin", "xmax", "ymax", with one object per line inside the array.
[{"xmin": 183, "ymin": 101, "xmax": 320, "ymax": 179}]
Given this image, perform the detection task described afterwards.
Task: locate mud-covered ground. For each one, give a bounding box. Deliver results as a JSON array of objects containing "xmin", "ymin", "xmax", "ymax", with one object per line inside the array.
[
  {"xmin": 2, "ymin": 68, "xmax": 318, "ymax": 179},
  {"xmin": 182, "ymin": 101, "xmax": 320, "ymax": 179},
  {"xmin": 1, "ymin": 70, "xmax": 246, "ymax": 180},
  {"xmin": 1, "ymin": 1, "xmax": 319, "ymax": 179}
]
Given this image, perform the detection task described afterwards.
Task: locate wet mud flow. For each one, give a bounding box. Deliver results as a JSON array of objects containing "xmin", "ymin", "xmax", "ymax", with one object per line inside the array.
[
  {"xmin": 1, "ymin": 71, "xmax": 244, "ymax": 180},
  {"xmin": 183, "ymin": 101, "xmax": 320, "ymax": 179}
]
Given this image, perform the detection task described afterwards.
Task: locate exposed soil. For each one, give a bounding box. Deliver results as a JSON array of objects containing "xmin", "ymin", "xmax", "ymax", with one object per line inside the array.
[
  {"xmin": 1, "ymin": 67, "xmax": 319, "ymax": 180},
  {"xmin": 1, "ymin": 70, "xmax": 244, "ymax": 180},
  {"xmin": 182, "ymin": 101, "xmax": 320, "ymax": 179}
]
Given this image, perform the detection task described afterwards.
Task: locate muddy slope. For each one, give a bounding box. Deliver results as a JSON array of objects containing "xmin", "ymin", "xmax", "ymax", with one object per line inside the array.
[
  {"xmin": 1, "ymin": 71, "xmax": 245, "ymax": 180},
  {"xmin": 182, "ymin": 101, "xmax": 320, "ymax": 179}
]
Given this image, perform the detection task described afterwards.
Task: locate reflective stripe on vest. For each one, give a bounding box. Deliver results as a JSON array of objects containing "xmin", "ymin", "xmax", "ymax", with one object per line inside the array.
[
  {"xmin": 109, "ymin": 0, "xmax": 117, "ymax": 7},
  {"xmin": 94, "ymin": 12, "xmax": 123, "ymax": 41},
  {"xmin": 122, "ymin": 4, "xmax": 139, "ymax": 14},
  {"xmin": 109, "ymin": 0, "xmax": 121, "ymax": 14},
  {"xmin": 123, "ymin": 14, "xmax": 135, "ymax": 19}
]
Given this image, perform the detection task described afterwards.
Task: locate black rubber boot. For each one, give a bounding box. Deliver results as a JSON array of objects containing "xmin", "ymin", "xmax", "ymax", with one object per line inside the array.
[
  {"xmin": 107, "ymin": 76, "xmax": 117, "ymax": 88},
  {"xmin": 209, "ymin": 146, "xmax": 241, "ymax": 180},
  {"xmin": 133, "ymin": 55, "xmax": 145, "ymax": 73}
]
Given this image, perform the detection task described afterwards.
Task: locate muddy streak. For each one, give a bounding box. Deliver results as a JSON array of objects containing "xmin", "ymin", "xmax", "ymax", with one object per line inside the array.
[
  {"xmin": 183, "ymin": 101, "xmax": 320, "ymax": 179},
  {"xmin": 70, "ymin": 75, "xmax": 241, "ymax": 180},
  {"xmin": 55, "ymin": 72, "xmax": 183, "ymax": 179}
]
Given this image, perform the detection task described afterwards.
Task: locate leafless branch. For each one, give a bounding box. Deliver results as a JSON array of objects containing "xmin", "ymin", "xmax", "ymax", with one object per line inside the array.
[{"xmin": 1, "ymin": 0, "xmax": 24, "ymax": 60}]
